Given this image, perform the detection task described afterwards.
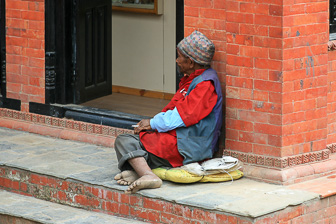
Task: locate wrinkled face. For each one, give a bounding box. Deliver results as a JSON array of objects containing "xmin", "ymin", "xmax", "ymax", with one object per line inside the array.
[{"xmin": 176, "ymin": 49, "xmax": 192, "ymax": 75}]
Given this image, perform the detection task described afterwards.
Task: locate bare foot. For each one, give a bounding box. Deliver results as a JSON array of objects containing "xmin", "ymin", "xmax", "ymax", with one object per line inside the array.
[
  {"xmin": 114, "ymin": 170, "xmax": 139, "ymax": 185},
  {"xmin": 125, "ymin": 174, "xmax": 162, "ymax": 194}
]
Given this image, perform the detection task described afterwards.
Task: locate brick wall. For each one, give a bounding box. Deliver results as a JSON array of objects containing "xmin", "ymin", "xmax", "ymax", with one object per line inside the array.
[
  {"xmin": 184, "ymin": 0, "xmax": 227, "ymax": 148},
  {"xmin": 328, "ymin": 50, "xmax": 336, "ymax": 145},
  {"xmin": 6, "ymin": 0, "xmax": 45, "ymax": 112},
  {"xmin": 0, "ymin": 215, "xmax": 39, "ymax": 224},
  {"xmin": 224, "ymin": 0, "xmax": 284, "ymax": 159},
  {"xmin": 282, "ymin": 0, "xmax": 329, "ymax": 156},
  {"xmin": 254, "ymin": 196, "xmax": 336, "ymax": 224},
  {"xmin": 184, "ymin": 0, "xmax": 335, "ymax": 168}
]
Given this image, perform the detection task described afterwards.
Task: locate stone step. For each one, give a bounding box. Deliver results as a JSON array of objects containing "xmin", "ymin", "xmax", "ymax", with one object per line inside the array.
[
  {"xmin": 0, "ymin": 189, "xmax": 145, "ymax": 224},
  {"xmin": 0, "ymin": 127, "xmax": 333, "ymax": 224}
]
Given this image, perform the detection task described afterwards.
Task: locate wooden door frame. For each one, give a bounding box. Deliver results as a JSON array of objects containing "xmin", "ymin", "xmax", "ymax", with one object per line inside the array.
[
  {"xmin": 75, "ymin": 0, "xmax": 112, "ymax": 104},
  {"xmin": 45, "ymin": 0, "xmax": 112, "ymax": 105},
  {"xmin": 175, "ymin": 0, "xmax": 184, "ymax": 91},
  {"xmin": 45, "ymin": 0, "xmax": 74, "ymax": 105}
]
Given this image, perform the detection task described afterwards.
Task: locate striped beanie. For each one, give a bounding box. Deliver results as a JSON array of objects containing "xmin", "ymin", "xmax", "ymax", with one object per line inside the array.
[{"xmin": 177, "ymin": 30, "xmax": 215, "ymax": 66}]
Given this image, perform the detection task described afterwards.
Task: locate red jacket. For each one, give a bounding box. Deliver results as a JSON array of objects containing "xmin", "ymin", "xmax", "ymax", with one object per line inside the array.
[{"xmin": 139, "ymin": 69, "xmax": 218, "ymax": 167}]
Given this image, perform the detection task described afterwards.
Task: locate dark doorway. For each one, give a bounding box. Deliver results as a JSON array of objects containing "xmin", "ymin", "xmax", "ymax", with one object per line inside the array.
[
  {"xmin": 176, "ymin": 0, "xmax": 184, "ymax": 90},
  {"xmin": 45, "ymin": 0, "xmax": 111, "ymax": 105},
  {"xmin": 41, "ymin": 0, "xmax": 184, "ymax": 128},
  {"xmin": 74, "ymin": 0, "xmax": 112, "ymax": 103}
]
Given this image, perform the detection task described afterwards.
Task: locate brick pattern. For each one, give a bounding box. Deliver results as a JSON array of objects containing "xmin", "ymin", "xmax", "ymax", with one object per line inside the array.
[
  {"xmin": 254, "ymin": 197, "xmax": 336, "ymax": 224},
  {"xmin": 1, "ymin": 166, "xmax": 336, "ymax": 223},
  {"xmin": 184, "ymin": 0, "xmax": 226, "ymax": 148},
  {"xmin": 0, "ymin": 215, "xmax": 39, "ymax": 224},
  {"xmin": 282, "ymin": 0, "xmax": 329, "ymax": 155},
  {"xmin": 6, "ymin": 0, "xmax": 45, "ymax": 112},
  {"xmin": 0, "ymin": 167, "xmax": 251, "ymax": 224},
  {"xmin": 187, "ymin": 0, "xmax": 332, "ymax": 160},
  {"xmin": 328, "ymin": 49, "xmax": 336, "ymax": 146},
  {"xmin": 223, "ymin": 0, "xmax": 284, "ymax": 158},
  {"xmin": 0, "ymin": 108, "xmax": 133, "ymax": 138},
  {"xmin": 224, "ymin": 148, "xmax": 331, "ymax": 169}
]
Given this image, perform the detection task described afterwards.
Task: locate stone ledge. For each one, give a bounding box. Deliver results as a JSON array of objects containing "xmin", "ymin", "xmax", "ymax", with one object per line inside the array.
[
  {"xmin": 0, "ymin": 127, "xmax": 323, "ymax": 222},
  {"xmin": 289, "ymin": 174, "xmax": 336, "ymax": 199},
  {"xmin": 0, "ymin": 117, "xmax": 117, "ymax": 148},
  {"xmin": 242, "ymin": 154, "xmax": 336, "ymax": 186},
  {"xmin": 0, "ymin": 108, "xmax": 134, "ymax": 147}
]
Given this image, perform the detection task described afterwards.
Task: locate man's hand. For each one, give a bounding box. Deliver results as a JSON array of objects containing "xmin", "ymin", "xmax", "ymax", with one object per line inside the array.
[{"xmin": 134, "ymin": 119, "xmax": 151, "ymax": 134}]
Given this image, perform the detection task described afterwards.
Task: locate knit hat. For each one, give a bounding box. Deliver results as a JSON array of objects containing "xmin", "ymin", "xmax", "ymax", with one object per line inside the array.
[{"xmin": 177, "ymin": 30, "xmax": 215, "ymax": 66}]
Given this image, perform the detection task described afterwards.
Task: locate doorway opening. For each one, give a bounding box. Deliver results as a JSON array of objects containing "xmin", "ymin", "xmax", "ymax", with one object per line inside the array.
[{"xmin": 42, "ymin": 0, "xmax": 184, "ymax": 128}]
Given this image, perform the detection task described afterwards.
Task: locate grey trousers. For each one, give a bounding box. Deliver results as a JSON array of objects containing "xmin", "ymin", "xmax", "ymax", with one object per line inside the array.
[{"xmin": 114, "ymin": 134, "xmax": 172, "ymax": 171}]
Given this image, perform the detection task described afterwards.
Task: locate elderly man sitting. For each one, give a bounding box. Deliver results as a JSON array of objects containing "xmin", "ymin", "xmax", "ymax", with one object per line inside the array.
[{"xmin": 114, "ymin": 30, "xmax": 223, "ymax": 194}]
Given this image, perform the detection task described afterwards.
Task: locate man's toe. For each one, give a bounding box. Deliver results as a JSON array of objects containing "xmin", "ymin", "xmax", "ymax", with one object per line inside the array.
[{"xmin": 114, "ymin": 173, "xmax": 122, "ymax": 180}]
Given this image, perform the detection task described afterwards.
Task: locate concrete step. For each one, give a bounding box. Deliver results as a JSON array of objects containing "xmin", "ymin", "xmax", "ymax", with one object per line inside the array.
[
  {"xmin": 0, "ymin": 127, "xmax": 333, "ymax": 224},
  {"xmin": 0, "ymin": 189, "xmax": 145, "ymax": 224}
]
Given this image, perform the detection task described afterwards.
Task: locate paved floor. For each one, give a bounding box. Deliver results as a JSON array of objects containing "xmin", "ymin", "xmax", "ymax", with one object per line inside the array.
[
  {"xmin": 0, "ymin": 127, "xmax": 323, "ymax": 218},
  {"xmin": 81, "ymin": 93, "xmax": 170, "ymax": 117}
]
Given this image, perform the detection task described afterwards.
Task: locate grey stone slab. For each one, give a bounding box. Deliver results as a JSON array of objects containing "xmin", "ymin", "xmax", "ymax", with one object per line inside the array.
[
  {"xmin": 9, "ymin": 145, "xmax": 58, "ymax": 155},
  {"xmin": 0, "ymin": 127, "xmax": 25, "ymax": 138},
  {"xmin": 63, "ymin": 145, "xmax": 105, "ymax": 155},
  {"xmin": 4, "ymin": 134, "xmax": 58, "ymax": 146},
  {"xmin": 176, "ymin": 191, "xmax": 241, "ymax": 210},
  {"xmin": 1, "ymin": 200, "xmax": 48, "ymax": 217},
  {"xmin": 7, "ymin": 150, "xmax": 76, "ymax": 167},
  {"xmin": 69, "ymin": 168, "xmax": 116, "ymax": 185},
  {"xmin": 137, "ymin": 180, "xmax": 236, "ymax": 202},
  {"xmin": 61, "ymin": 215, "xmax": 144, "ymax": 224},
  {"xmin": 72, "ymin": 152, "xmax": 118, "ymax": 168},
  {"xmin": 0, "ymin": 151, "xmax": 27, "ymax": 165},
  {"xmin": 27, "ymin": 207, "xmax": 83, "ymax": 223},
  {"xmin": 0, "ymin": 141, "xmax": 24, "ymax": 151},
  {"xmin": 32, "ymin": 161, "xmax": 99, "ymax": 179},
  {"xmin": 215, "ymin": 181, "xmax": 319, "ymax": 218}
]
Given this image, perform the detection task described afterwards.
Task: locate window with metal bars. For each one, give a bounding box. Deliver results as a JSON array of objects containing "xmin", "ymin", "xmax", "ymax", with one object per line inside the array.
[{"xmin": 330, "ymin": 0, "xmax": 336, "ymax": 40}]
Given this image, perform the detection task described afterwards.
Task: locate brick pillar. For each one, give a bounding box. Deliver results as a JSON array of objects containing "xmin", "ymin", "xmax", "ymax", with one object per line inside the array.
[
  {"xmin": 328, "ymin": 44, "xmax": 336, "ymax": 147},
  {"xmin": 185, "ymin": 0, "xmax": 336, "ymax": 184},
  {"xmin": 184, "ymin": 0, "xmax": 227, "ymax": 151},
  {"xmin": 6, "ymin": 0, "xmax": 45, "ymax": 112},
  {"xmin": 282, "ymin": 2, "xmax": 329, "ymax": 160}
]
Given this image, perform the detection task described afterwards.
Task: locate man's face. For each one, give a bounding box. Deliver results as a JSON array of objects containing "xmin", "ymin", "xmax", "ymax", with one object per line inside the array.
[{"xmin": 176, "ymin": 49, "xmax": 191, "ymax": 75}]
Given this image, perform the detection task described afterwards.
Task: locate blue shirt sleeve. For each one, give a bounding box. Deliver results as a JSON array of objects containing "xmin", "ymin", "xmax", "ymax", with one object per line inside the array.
[{"xmin": 150, "ymin": 107, "xmax": 186, "ymax": 133}]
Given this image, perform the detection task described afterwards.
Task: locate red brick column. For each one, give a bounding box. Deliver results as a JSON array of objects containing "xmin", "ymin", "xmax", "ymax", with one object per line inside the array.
[
  {"xmin": 6, "ymin": 0, "xmax": 45, "ymax": 112},
  {"xmin": 185, "ymin": 0, "xmax": 336, "ymax": 184},
  {"xmin": 328, "ymin": 50, "xmax": 336, "ymax": 145},
  {"xmin": 282, "ymin": 1, "xmax": 329, "ymax": 159},
  {"xmin": 184, "ymin": 0, "xmax": 227, "ymax": 148},
  {"xmin": 224, "ymin": 0, "xmax": 283, "ymax": 160}
]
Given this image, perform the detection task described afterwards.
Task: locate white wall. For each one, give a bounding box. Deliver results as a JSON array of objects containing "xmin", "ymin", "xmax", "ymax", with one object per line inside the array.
[{"xmin": 112, "ymin": 1, "xmax": 176, "ymax": 94}]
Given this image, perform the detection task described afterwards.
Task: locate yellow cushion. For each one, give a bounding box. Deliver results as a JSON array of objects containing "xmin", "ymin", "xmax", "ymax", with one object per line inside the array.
[
  {"xmin": 165, "ymin": 169, "xmax": 203, "ymax": 183},
  {"xmin": 152, "ymin": 168, "xmax": 202, "ymax": 183},
  {"xmin": 199, "ymin": 170, "xmax": 244, "ymax": 183},
  {"xmin": 152, "ymin": 168, "xmax": 243, "ymax": 183},
  {"xmin": 151, "ymin": 167, "xmax": 167, "ymax": 180}
]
